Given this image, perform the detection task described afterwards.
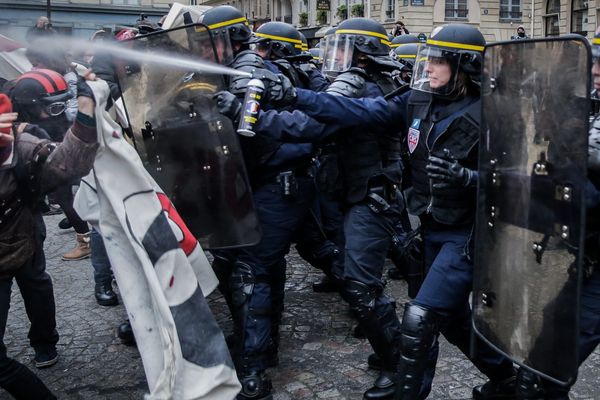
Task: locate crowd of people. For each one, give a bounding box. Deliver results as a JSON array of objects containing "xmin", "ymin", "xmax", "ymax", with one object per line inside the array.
[{"xmin": 0, "ymin": 7, "xmax": 598, "ymax": 400}]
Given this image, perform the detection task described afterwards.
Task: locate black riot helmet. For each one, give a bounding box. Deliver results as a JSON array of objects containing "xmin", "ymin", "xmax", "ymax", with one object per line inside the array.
[
  {"xmin": 392, "ymin": 43, "xmax": 418, "ymax": 71},
  {"xmin": 254, "ymin": 22, "xmax": 303, "ymax": 59},
  {"xmin": 390, "ymin": 34, "xmax": 420, "ymax": 48},
  {"xmin": 199, "ymin": 5, "xmax": 252, "ymax": 63},
  {"xmin": 411, "ymin": 24, "xmax": 485, "ymax": 96},
  {"xmin": 335, "ymin": 18, "xmax": 390, "ymax": 56},
  {"xmin": 299, "ymin": 32, "xmax": 309, "ymax": 53},
  {"xmin": 392, "ymin": 43, "xmax": 418, "ymax": 85},
  {"xmin": 321, "ymin": 18, "xmax": 390, "ymax": 77}
]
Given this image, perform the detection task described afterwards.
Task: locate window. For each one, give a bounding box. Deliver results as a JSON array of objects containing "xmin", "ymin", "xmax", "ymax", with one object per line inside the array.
[
  {"xmin": 112, "ymin": 0, "xmax": 140, "ymax": 4},
  {"xmin": 571, "ymin": 0, "xmax": 588, "ymax": 36},
  {"xmin": 500, "ymin": 0, "xmax": 521, "ymax": 21},
  {"xmin": 445, "ymin": 0, "xmax": 468, "ymax": 20},
  {"xmin": 386, "ymin": 0, "xmax": 395, "ymax": 20},
  {"xmin": 544, "ymin": 0, "xmax": 560, "ymax": 36}
]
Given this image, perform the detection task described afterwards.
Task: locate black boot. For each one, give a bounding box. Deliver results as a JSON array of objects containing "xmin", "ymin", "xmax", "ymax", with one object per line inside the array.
[
  {"xmin": 237, "ymin": 369, "xmax": 273, "ymax": 400},
  {"xmin": 1, "ymin": 361, "xmax": 57, "ymax": 400},
  {"xmin": 312, "ymin": 276, "xmax": 340, "ymax": 292},
  {"xmin": 95, "ymin": 283, "xmax": 118, "ymax": 306},
  {"xmin": 364, "ymin": 371, "xmax": 396, "ymax": 400},
  {"xmin": 395, "ymin": 303, "xmax": 438, "ymax": 400},
  {"xmin": 473, "ymin": 375, "xmax": 517, "ymax": 399},
  {"xmin": 368, "ymin": 353, "xmax": 383, "ymax": 370},
  {"xmin": 514, "ymin": 368, "xmax": 544, "ymax": 399},
  {"xmin": 117, "ymin": 320, "xmax": 136, "ymax": 346}
]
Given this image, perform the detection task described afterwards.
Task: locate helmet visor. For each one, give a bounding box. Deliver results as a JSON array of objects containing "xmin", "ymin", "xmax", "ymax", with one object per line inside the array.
[
  {"xmin": 321, "ymin": 35, "xmax": 355, "ymax": 79},
  {"xmin": 410, "ymin": 45, "xmax": 462, "ymax": 95},
  {"xmin": 208, "ymin": 29, "xmax": 234, "ymax": 65}
]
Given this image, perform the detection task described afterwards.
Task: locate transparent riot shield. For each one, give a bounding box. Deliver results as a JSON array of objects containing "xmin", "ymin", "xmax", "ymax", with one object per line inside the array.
[
  {"xmin": 473, "ymin": 37, "xmax": 591, "ymax": 386},
  {"xmin": 117, "ymin": 24, "xmax": 260, "ymax": 250}
]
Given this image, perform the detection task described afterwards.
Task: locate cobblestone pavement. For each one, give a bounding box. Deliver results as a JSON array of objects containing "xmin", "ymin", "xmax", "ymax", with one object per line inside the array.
[{"xmin": 1, "ymin": 214, "xmax": 598, "ymax": 399}]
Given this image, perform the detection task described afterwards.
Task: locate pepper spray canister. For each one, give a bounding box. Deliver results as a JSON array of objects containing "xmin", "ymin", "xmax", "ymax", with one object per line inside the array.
[{"xmin": 237, "ymin": 78, "xmax": 265, "ymax": 137}]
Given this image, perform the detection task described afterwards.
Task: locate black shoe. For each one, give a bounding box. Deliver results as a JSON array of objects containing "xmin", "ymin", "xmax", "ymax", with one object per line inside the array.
[
  {"xmin": 312, "ymin": 277, "xmax": 339, "ymax": 293},
  {"xmin": 473, "ymin": 375, "xmax": 517, "ymax": 400},
  {"xmin": 516, "ymin": 368, "xmax": 545, "ymax": 399},
  {"xmin": 387, "ymin": 267, "xmax": 405, "ymax": 281},
  {"xmin": 117, "ymin": 321, "xmax": 136, "ymax": 346},
  {"xmin": 363, "ymin": 371, "xmax": 396, "ymax": 400},
  {"xmin": 42, "ymin": 203, "xmax": 62, "ymax": 216},
  {"xmin": 237, "ymin": 370, "xmax": 273, "ymax": 400},
  {"xmin": 353, "ymin": 324, "xmax": 366, "ymax": 339},
  {"xmin": 34, "ymin": 348, "xmax": 59, "ymax": 368},
  {"xmin": 368, "ymin": 353, "xmax": 383, "ymax": 370},
  {"xmin": 95, "ymin": 283, "xmax": 118, "ymax": 306},
  {"xmin": 58, "ymin": 217, "xmax": 72, "ymax": 230}
]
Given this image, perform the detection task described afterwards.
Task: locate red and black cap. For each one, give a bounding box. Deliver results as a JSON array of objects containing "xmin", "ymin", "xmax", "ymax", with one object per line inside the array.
[{"xmin": 11, "ymin": 69, "xmax": 72, "ymax": 107}]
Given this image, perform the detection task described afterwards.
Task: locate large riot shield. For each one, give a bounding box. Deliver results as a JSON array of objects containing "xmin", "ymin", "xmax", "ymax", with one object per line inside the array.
[
  {"xmin": 117, "ymin": 24, "xmax": 261, "ymax": 250},
  {"xmin": 473, "ymin": 37, "xmax": 591, "ymax": 386}
]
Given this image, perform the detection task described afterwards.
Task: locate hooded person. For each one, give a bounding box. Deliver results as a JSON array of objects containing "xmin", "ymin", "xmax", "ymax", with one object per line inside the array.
[
  {"xmin": 511, "ymin": 25, "xmax": 529, "ymax": 40},
  {"xmin": 0, "ymin": 72, "xmax": 104, "ymax": 400},
  {"xmin": 9, "ymin": 69, "xmax": 93, "ymax": 261}
]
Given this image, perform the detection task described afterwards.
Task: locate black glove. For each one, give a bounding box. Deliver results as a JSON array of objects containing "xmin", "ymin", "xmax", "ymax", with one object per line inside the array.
[
  {"xmin": 76, "ymin": 74, "xmax": 95, "ymax": 103},
  {"xmin": 263, "ymin": 73, "xmax": 297, "ymax": 108},
  {"xmin": 213, "ymin": 91, "xmax": 241, "ymax": 125},
  {"xmin": 426, "ymin": 149, "xmax": 475, "ymax": 189}
]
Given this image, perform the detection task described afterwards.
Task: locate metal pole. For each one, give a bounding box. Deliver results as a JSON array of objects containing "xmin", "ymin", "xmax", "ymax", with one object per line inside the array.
[
  {"xmin": 47, "ymin": 0, "xmax": 51, "ymax": 22},
  {"xmin": 530, "ymin": 0, "xmax": 534, "ymax": 38}
]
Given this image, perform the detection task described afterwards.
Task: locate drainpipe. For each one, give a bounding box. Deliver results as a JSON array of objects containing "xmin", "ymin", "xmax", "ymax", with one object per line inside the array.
[{"xmin": 530, "ymin": 0, "xmax": 534, "ymax": 37}]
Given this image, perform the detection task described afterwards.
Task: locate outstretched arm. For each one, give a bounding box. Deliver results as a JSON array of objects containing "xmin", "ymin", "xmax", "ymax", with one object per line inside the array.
[{"xmin": 290, "ymin": 88, "xmax": 408, "ymax": 130}]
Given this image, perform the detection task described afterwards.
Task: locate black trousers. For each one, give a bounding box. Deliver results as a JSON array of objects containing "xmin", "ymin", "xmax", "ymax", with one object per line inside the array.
[{"xmin": 0, "ymin": 214, "xmax": 58, "ymax": 397}]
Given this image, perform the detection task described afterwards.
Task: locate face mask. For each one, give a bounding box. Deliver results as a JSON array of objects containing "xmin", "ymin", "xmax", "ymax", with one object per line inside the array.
[
  {"xmin": 518, "ymin": 31, "xmax": 525, "ymax": 37},
  {"xmin": 37, "ymin": 113, "xmax": 70, "ymax": 142}
]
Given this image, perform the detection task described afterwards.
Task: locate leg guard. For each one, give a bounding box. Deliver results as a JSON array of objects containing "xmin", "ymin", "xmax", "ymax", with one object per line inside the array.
[
  {"xmin": 395, "ymin": 303, "xmax": 438, "ymax": 400},
  {"xmin": 229, "ymin": 261, "xmax": 272, "ymax": 372},
  {"xmin": 343, "ymin": 280, "xmax": 402, "ymax": 371}
]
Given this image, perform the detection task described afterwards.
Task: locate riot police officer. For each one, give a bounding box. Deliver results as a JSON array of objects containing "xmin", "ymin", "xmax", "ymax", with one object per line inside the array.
[
  {"xmin": 233, "ymin": 17, "xmax": 407, "ymax": 399},
  {"xmin": 390, "ymin": 43, "xmax": 418, "ymax": 86},
  {"xmin": 202, "ymin": 7, "xmax": 318, "ymax": 400},
  {"xmin": 513, "ymin": 30, "xmax": 600, "ymax": 400},
  {"xmin": 264, "ymin": 23, "xmax": 517, "ymax": 400}
]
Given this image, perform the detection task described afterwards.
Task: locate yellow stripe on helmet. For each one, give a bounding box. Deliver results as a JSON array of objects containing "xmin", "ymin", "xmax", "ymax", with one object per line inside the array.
[
  {"xmin": 390, "ymin": 43, "xmax": 401, "ymax": 48},
  {"xmin": 176, "ymin": 82, "xmax": 218, "ymax": 93},
  {"xmin": 255, "ymin": 32, "xmax": 303, "ymax": 44},
  {"xmin": 396, "ymin": 54, "xmax": 416, "ymax": 58},
  {"xmin": 206, "ymin": 16, "xmax": 249, "ymax": 30},
  {"xmin": 336, "ymin": 29, "xmax": 390, "ymax": 41},
  {"xmin": 426, "ymin": 38, "xmax": 484, "ymax": 52}
]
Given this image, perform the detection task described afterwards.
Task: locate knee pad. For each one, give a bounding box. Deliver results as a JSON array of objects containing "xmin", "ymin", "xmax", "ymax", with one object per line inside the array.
[
  {"xmin": 342, "ymin": 280, "xmax": 379, "ymax": 321},
  {"xmin": 401, "ymin": 303, "xmax": 439, "ymax": 355}
]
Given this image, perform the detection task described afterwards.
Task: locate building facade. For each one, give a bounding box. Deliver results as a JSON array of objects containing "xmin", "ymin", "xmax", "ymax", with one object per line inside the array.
[
  {"xmin": 196, "ymin": 0, "xmax": 599, "ymax": 42},
  {"xmin": 0, "ymin": 0, "xmax": 596, "ymax": 43},
  {"xmin": 0, "ymin": 0, "xmax": 176, "ymax": 42}
]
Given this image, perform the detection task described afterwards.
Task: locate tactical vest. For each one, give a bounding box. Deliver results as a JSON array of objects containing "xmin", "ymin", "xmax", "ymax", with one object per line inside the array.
[
  {"xmin": 329, "ymin": 68, "xmax": 403, "ymax": 204},
  {"xmin": 405, "ymin": 90, "xmax": 480, "ymax": 225},
  {"xmin": 0, "ymin": 138, "xmax": 53, "ymax": 279}
]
